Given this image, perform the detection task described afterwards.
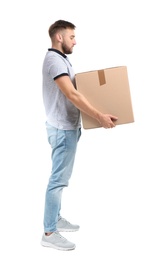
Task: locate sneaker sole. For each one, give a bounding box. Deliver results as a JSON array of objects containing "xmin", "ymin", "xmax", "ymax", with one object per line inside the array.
[
  {"xmin": 41, "ymin": 241, "xmax": 76, "ymax": 251},
  {"xmin": 57, "ymin": 228, "xmax": 79, "ymax": 232}
]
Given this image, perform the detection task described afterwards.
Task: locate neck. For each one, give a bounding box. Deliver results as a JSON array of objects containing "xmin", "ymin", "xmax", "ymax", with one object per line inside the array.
[{"xmin": 52, "ymin": 44, "xmax": 64, "ymax": 54}]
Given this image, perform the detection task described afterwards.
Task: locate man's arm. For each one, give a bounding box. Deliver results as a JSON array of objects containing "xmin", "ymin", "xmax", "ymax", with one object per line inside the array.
[{"xmin": 55, "ymin": 75, "xmax": 118, "ymax": 128}]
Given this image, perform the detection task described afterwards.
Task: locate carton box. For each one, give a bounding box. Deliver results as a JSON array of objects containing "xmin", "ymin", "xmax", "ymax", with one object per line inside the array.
[{"xmin": 75, "ymin": 66, "xmax": 134, "ymax": 129}]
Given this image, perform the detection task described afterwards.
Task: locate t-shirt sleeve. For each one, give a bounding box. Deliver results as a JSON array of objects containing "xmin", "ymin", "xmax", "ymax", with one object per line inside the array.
[{"xmin": 47, "ymin": 55, "xmax": 69, "ymax": 80}]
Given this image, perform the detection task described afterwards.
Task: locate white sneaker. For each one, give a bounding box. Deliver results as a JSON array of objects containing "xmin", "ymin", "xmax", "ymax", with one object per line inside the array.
[
  {"xmin": 57, "ymin": 217, "xmax": 80, "ymax": 232},
  {"xmin": 41, "ymin": 231, "xmax": 76, "ymax": 251}
]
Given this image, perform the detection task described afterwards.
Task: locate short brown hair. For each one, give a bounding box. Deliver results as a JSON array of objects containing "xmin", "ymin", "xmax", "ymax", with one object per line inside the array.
[{"xmin": 48, "ymin": 20, "xmax": 76, "ymax": 39}]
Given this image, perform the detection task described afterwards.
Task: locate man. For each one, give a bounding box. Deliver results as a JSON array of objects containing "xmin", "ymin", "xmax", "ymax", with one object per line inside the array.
[{"xmin": 41, "ymin": 19, "xmax": 118, "ymax": 251}]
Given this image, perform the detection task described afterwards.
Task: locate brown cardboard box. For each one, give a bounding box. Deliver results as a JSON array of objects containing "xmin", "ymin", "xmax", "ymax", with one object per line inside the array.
[{"xmin": 75, "ymin": 66, "xmax": 134, "ymax": 129}]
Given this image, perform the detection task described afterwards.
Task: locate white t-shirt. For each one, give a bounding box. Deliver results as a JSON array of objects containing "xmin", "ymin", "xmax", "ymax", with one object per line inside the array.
[{"xmin": 42, "ymin": 49, "xmax": 81, "ymax": 130}]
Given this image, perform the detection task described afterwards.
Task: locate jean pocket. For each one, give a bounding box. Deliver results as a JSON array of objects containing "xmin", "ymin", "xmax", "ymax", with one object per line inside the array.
[
  {"xmin": 48, "ymin": 134, "xmax": 57, "ymax": 148},
  {"xmin": 46, "ymin": 124, "xmax": 57, "ymax": 148}
]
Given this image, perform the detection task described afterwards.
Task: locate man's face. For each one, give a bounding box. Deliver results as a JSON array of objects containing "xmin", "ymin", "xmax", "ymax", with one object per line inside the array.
[{"xmin": 61, "ymin": 29, "xmax": 76, "ymax": 54}]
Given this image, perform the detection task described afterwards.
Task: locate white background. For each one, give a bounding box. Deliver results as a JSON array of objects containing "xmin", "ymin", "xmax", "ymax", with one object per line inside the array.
[{"xmin": 0, "ymin": 0, "xmax": 152, "ymax": 259}]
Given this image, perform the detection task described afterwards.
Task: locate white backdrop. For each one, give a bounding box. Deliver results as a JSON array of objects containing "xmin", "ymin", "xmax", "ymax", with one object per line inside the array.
[{"xmin": 0, "ymin": 0, "xmax": 152, "ymax": 259}]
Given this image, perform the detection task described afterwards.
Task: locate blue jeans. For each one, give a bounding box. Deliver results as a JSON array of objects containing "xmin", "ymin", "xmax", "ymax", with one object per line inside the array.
[{"xmin": 43, "ymin": 123, "xmax": 81, "ymax": 232}]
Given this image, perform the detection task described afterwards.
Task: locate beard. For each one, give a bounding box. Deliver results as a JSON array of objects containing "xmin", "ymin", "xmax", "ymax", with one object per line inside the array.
[{"xmin": 62, "ymin": 42, "xmax": 73, "ymax": 54}]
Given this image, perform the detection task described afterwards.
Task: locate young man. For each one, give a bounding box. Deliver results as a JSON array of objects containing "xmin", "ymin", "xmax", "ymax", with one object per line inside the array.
[{"xmin": 41, "ymin": 20, "xmax": 118, "ymax": 251}]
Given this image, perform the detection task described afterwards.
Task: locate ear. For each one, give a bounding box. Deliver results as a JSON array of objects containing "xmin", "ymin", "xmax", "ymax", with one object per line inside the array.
[{"xmin": 56, "ymin": 33, "xmax": 63, "ymax": 43}]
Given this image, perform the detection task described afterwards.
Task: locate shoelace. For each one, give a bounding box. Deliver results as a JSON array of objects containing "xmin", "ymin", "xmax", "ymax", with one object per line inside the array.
[
  {"xmin": 54, "ymin": 231, "xmax": 67, "ymax": 241},
  {"xmin": 60, "ymin": 217, "xmax": 70, "ymax": 224}
]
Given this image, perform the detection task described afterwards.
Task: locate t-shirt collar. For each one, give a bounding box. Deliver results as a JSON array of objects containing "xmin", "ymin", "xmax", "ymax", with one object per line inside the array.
[{"xmin": 48, "ymin": 48, "xmax": 67, "ymax": 58}]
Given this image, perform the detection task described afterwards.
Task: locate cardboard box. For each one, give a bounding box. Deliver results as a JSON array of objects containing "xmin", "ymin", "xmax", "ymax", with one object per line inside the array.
[{"xmin": 75, "ymin": 66, "xmax": 134, "ymax": 129}]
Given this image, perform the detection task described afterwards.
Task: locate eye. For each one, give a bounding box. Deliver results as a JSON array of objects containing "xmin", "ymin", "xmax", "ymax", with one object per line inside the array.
[{"xmin": 70, "ymin": 35, "xmax": 75, "ymax": 40}]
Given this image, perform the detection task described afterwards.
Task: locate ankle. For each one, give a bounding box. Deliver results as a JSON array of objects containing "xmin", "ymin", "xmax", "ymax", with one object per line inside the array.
[{"xmin": 45, "ymin": 232, "xmax": 52, "ymax": 236}]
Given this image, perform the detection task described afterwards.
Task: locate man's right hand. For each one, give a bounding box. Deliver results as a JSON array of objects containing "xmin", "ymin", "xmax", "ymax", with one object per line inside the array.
[{"xmin": 98, "ymin": 113, "xmax": 118, "ymax": 128}]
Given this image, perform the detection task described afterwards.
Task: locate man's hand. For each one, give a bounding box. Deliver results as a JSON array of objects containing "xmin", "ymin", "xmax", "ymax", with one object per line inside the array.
[{"xmin": 98, "ymin": 114, "xmax": 118, "ymax": 128}]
